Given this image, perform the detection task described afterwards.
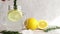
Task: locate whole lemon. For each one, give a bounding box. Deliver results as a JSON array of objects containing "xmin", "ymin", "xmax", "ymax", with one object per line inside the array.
[{"xmin": 24, "ymin": 18, "xmax": 38, "ymax": 30}]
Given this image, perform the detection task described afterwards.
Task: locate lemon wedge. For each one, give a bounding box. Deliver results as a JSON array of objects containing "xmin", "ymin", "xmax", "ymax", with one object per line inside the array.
[
  {"xmin": 38, "ymin": 20, "xmax": 48, "ymax": 29},
  {"xmin": 8, "ymin": 10, "xmax": 23, "ymax": 22}
]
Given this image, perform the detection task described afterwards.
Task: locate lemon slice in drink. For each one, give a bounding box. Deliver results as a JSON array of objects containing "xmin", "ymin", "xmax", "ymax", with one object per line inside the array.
[
  {"xmin": 38, "ymin": 20, "xmax": 48, "ymax": 29},
  {"xmin": 8, "ymin": 10, "xmax": 23, "ymax": 22}
]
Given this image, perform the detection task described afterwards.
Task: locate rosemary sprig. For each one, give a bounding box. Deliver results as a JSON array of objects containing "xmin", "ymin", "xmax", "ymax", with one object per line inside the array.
[
  {"xmin": 43, "ymin": 26, "xmax": 60, "ymax": 32},
  {"xmin": 0, "ymin": 30, "xmax": 22, "ymax": 34},
  {"xmin": 14, "ymin": 0, "xmax": 17, "ymax": 10}
]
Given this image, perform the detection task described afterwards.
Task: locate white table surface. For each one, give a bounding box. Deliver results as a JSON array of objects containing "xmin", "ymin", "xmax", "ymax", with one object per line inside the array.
[{"xmin": 21, "ymin": 30, "xmax": 60, "ymax": 34}]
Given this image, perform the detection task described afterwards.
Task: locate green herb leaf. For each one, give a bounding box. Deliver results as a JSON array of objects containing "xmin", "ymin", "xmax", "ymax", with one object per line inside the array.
[
  {"xmin": 43, "ymin": 26, "xmax": 60, "ymax": 32},
  {"xmin": 14, "ymin": 0, "xmax": 17, "ymax": 10},
  {"xmin": 0, "ymin": 30, "xmax": 21, "ymax": 34}
]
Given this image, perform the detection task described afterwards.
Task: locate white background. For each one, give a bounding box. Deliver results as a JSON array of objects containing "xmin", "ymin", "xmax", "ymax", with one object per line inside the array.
[{"xmin": 0, "ymin": 0, "xmax": 60, "ymax": 34}]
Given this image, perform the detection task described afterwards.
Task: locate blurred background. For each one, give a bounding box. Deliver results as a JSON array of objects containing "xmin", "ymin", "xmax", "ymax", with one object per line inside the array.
[{"xmin": 0, "ymin": 0, "xmax": 60, "ymax": 32}]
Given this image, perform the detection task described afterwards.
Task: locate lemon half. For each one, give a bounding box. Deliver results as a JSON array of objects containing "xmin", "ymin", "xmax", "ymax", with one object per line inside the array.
[
  {"xmin": 38, "ymin": 20, "xmax": 48, "ymax": 29},
  {"xmin": 8, "ymin": 10, "xmax": 23, "ymax": 22}
]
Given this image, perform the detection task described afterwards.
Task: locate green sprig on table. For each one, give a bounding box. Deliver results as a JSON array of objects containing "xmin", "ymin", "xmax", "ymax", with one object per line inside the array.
[
  {"xmin": 43, "ymin": 26, "xmax": 60, "ymax": 32},
  {"xmin": 0, "ymin": 30, "xmax": 22, "ymax": 34}
]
